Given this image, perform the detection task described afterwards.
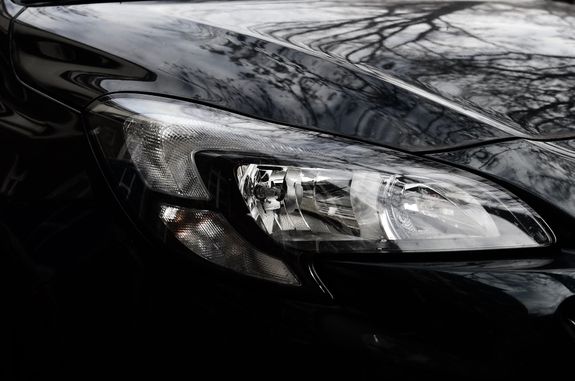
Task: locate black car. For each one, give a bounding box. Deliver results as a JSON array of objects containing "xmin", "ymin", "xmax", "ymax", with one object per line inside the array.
[{"xmin": 2, "ymin": 0, "xmax": 575, "ymax": 379}]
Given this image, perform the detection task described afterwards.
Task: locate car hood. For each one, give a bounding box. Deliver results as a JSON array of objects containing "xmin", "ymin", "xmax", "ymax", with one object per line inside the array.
[
  {"xmin": 13, "ymin": 0, "xmax": 575, "ymax": 152},
  {"xmin": 182, "ymin": 0, "xmax": 575, "ymax": 136}
]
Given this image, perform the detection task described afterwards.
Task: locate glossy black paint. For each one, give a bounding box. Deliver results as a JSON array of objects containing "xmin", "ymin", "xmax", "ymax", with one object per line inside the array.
[
  {"xmin": 11, "ymin": 1, "xmax": 519, "ymax": 152},
  {"xmin": 11, "ymin": 1, "xmax": 575, "ymax": 152},
  {"xmin": 433, "ymin": 139, "xmax": 575, "ymax": 218},
  {"xmin": 2, "ymin": 0, "xmax": 575, "ymax": 379}
]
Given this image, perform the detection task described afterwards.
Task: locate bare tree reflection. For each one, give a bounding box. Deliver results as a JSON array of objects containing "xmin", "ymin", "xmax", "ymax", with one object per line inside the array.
[
  {"xmin": 191, "ymin": 14, "xmax": 507, "ymax": 149},
  {"xmin": 436, "ymin": 140, "xmax": 575, "ymax": 215},
  {"xmin": 16, "ymin": 1, "xmax": 575, "ymax": 147},
  {"xmin": 225, "ymin": 1, "xmax": 573, "ymax": 137}
]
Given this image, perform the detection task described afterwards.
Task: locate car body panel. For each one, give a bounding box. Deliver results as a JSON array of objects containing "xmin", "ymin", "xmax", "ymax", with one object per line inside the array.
[
  {"xmin": 2, "ymin": 1, "xmax": 551, "ymax": 153},
  {"xmin": 11, "ymin": 1, "xmax": 575, "ymax": 153},
  {"xmin": 432, "ymin": 139, "xmax": 575, "ymax": 218},
  {"xmin": 137, "ymin": 0, "xmax": 575, "ymax": 139}
]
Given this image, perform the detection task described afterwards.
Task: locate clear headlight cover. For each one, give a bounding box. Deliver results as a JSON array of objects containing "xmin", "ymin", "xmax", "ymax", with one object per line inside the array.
[
  {"xmin": 88, "ymin": 94, "xmax": 553, "ymax": 255},
  {"xmin": 236, "ymin": 165, "xmax": 551, "ymax": 252}
]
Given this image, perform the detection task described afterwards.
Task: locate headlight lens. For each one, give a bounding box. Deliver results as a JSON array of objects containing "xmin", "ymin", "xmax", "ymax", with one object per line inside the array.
[
  {"xmin": 236, "ymin": 164, "xmax": 549, "ymax": 252},
  {"xmin": 86, "ymin": 95, "xmax": 554, "ymax": 283}
]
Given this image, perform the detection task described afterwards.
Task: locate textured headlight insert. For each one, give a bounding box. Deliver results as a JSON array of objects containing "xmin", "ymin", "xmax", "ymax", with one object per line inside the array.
[
  {"xmin": 159, "ymin": 206, "xmax": 300, "ymax": 285},
  {"xmin": 87, "ymin": 94, "xmax": 553, "ymax": 261}
]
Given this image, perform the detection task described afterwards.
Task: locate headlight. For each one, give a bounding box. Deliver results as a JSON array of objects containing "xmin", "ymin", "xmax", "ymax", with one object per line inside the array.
[{"xmin": 85, "ymin": 94, "xmax": 554, "ymax": 285}]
